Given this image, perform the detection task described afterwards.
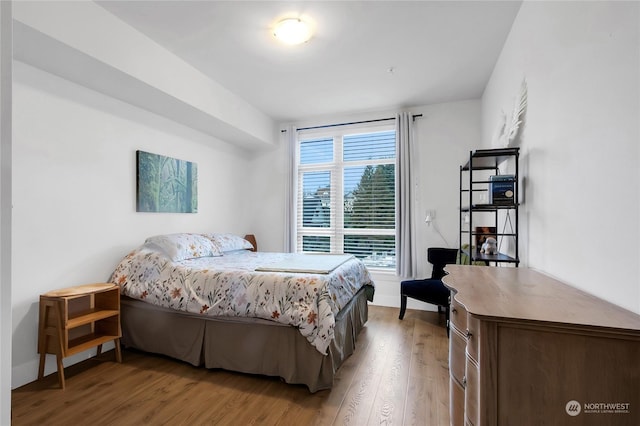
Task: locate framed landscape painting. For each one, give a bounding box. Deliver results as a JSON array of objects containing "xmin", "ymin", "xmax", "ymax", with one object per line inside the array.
[{"xmin": 136, "ymin": 150, "xmax": 198, "ymax": 213}]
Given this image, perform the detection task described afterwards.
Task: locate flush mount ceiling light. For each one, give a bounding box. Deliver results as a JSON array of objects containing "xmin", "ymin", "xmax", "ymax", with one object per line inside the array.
[{"xmin": 273, "ymin": 18, "xmax": 312, "ymax": 45}]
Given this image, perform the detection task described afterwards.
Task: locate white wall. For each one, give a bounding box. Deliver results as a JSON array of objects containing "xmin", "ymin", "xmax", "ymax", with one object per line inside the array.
[
  {"xmin": 0, "ymin": 1, "xmax": 12, "ymax": 423},
  {"xmin": 482, "ymin": 1, "xmax": 640, "ymax": 312},
  {"xmin": 249, "ymin": 100, "xmax": 480, "ymax": 310},
  {"xmin": 245, "ymin": 130, "xmax": 290, "ymax": 253},
  {"xmin": 411, "ymin": 101, "xmax": 481, "ymax": 279},
  {"xmin": 11, "ymin": 62, "xmax": 254, "ymax": 388}
]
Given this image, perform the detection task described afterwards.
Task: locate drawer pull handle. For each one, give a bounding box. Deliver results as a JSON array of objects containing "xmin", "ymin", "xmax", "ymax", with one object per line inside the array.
[
  {"xmin": 462, "ymin": 376, "xmax": 467, "ymax": 387},
  {"xmin": 451, "ymin": 308, "xmax": 457, "ymax": 314},
  {"xmin": 466, "ymin": 329, "xmax": 472, "ymax": 339}
]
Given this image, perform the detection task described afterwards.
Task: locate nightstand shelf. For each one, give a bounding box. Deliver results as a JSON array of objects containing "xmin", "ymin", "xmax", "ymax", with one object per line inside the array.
[
  {"xmin": 37, "ymin": 283, "xmax": 122, "ymax": 388},
  {"xmin": 67, "ymin": 308, "xmax": 120, "ymax": 328}
]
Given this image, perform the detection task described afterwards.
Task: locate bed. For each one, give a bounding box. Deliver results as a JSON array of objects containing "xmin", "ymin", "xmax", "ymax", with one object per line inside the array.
[{"xmin": 109, "ymin": 233, "xmax": 374, "ymax": 392}]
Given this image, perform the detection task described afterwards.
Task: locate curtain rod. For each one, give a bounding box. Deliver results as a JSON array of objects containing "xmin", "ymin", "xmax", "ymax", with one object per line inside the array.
[{"xmin": 281, "ymin": 114, "xmax": 422, "ymax": 133}]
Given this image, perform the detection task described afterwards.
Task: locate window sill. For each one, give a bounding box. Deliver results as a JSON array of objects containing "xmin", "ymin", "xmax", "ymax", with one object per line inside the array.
[{"xmin": 367, "ymin": 267, "xmax": 397, "ymax": 276}]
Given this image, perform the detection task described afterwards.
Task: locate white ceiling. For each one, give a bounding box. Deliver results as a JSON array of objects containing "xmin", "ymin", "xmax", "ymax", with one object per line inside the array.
[{"xmin": 97, "ymin": 1, "xmax": 522, "ymax": 123}]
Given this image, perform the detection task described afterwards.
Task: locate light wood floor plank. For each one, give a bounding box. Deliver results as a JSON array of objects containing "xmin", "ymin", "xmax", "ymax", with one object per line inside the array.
[
  {"xmin": 12, "ymin": 305, "xmax": 450, "ymax": 426},
  {"xmin": 366, "ymin": 310, "xmax": 414, "ymax": 425},
  {"xmin": 333, "ymin": 306, "xmax": 401, "ymax": 425}
]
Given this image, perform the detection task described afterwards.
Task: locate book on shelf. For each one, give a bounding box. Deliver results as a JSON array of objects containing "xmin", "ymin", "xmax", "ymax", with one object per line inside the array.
[{"xmin": 488, "ymin": 175, "xmax": 515, "ymax": 205}]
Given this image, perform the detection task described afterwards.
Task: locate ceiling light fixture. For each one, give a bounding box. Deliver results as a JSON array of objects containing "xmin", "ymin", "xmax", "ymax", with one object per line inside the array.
[{"xmin": 273, "ymin": 18, "xmax": 312, "ymax": 45}]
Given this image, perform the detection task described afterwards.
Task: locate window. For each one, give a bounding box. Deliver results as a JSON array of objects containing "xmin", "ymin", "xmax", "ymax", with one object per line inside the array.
[{"xmin": 296, "ymin": 123, "xmax": 396, "ymax": 268}]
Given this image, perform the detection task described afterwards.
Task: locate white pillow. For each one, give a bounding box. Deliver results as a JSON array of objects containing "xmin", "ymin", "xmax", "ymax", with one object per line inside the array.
[
  {"xmin": 204, "ymin": 233, "xmax": 254, "ymax": 253},
  {"xmin": 145, "ymin": 233, "xmax": 222, "ymax": 261}
]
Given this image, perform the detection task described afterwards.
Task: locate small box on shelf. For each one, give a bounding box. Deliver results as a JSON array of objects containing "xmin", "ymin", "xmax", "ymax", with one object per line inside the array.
[{"xmin": 488, "ymin": 175, "xmax": 515, "ymax": 205}]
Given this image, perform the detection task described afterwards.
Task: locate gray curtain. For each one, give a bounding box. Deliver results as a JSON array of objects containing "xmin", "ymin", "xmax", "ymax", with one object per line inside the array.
[{"xmin": 396, "ymin": 112, "xmax": 417, "ymax": 278}]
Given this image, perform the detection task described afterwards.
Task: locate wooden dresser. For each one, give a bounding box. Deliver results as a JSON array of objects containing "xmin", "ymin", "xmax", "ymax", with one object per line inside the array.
[{"xmin": 443, "ymin": 265, "xmax": 640, "ymax": 426}]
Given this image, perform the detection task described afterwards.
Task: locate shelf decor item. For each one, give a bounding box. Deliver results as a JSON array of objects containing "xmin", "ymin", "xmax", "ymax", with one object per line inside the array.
[
  {"xmin": 474, "ymin": 226, "xmax": 496, "ymax": 253},
  {"xmin": 481, "ymin": 237, "xmax": 498, "ymax": 254},
  {"xmin": 488, "ymin": 174, "xmax": 515, "ymax": 205}
]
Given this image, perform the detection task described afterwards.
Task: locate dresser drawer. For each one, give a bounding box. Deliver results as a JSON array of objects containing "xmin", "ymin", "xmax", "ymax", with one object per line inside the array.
[
  {"xmin": 449, "ymin": 325, "xmax": 467, "ymax": 385},
  {"xmin": 450, "ymin": 297, "xmax": 468, "ymax": 331},
  {"xmin": 464, "ymin": 355, "xmax": 480, "ymax": 425},
  {"xmin": 466, "ymin": 315, "xmax": 480, "ymax": 362},
  {"xmin": 450, "ymin": 377, "xmax": 465, "ymax": 426}
]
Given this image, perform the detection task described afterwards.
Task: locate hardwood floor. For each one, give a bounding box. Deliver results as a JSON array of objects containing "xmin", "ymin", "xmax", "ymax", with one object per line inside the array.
[{"xmin": 12, "ymin": 306, "xmax": 450, "ymax": 425}]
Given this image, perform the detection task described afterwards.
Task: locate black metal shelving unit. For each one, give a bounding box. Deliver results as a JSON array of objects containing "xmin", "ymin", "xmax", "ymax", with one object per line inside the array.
[{"xmin": 459, "ymin": 148, "xmax": 520, "ymax": 266}]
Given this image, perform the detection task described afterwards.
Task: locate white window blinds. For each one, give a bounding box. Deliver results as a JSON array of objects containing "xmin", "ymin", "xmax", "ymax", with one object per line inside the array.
[{"xmin": 296, "ymin": 123, "xmax": 397, "ymax": 268}]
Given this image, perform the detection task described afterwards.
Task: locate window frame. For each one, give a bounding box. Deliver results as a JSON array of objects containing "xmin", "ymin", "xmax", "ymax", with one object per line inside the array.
[{"xmin": 295, "ymin": 121, "xmax": 397, "ymax": 268}]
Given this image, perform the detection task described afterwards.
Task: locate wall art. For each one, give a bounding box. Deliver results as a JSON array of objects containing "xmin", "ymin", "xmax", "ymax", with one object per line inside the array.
[{"xmin": 136, "ymin": 150, "xmax": 198, "ymax": 213}]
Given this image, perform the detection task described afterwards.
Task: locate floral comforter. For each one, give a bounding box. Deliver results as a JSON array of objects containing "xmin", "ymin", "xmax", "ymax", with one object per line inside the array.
[{"xmin": 110, "ymin": 248, "xmax": 374, "ymax": 354}]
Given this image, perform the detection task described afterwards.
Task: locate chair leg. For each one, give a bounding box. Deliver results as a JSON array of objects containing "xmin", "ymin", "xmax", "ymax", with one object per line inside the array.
[{"xmin": 399, "ymin": 295, "xmax": 407, "ymax": 320}]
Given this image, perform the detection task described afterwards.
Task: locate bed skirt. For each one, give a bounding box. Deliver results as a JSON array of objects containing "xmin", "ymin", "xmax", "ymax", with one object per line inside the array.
[{"xmin": 120, "ymin": 286, "xmax": 370, "ymax": 392}]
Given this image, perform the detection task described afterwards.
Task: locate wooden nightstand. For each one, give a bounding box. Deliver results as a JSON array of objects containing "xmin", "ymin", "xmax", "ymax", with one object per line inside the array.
[{"xmin": 37, "ymin": 283, "xmax": 122, "ymax": 389}]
